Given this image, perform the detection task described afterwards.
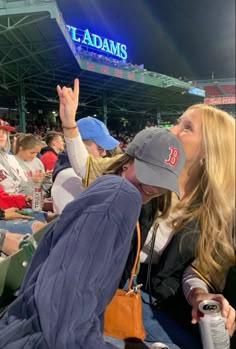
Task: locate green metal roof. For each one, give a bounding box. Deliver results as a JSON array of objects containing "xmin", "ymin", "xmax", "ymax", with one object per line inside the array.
[{"xmin": 0, "ymin": 0, "xmax": 204, "ymax": 124}]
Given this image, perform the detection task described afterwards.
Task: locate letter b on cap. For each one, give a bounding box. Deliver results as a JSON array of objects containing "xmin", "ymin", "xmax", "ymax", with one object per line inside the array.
[{"xmin": 165, "ymin": 147, "xmax": 179, "ymax": 166}]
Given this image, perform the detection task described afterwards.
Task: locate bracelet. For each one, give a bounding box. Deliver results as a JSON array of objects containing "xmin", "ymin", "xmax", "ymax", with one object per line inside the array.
[{"xmin": 62, "ymin": 124, "xmax": 77, "ymax": 130}]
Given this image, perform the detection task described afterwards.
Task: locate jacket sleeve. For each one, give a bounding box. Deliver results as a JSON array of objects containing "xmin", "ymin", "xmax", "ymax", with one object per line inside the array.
[
  {"xmin": 150, "ymin": 220, "xmax": 199, "ymax": 302},
  {"xmin": 182, "ymin": 265, "xmax": 210, "ymax": 303},
  {"xmin": 0, "ymin": 184, "xmax": 26, "ymax": 209},
  {"xmin": 34, "ymin": 212, "xmax": 134, "ymax": 349},
  {"xmin": 64, "ymin": 135, "xmax": 88, "ymax": 178}
]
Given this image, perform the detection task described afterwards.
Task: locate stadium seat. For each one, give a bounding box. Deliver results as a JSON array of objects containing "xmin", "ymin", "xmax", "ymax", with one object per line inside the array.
[
  {"xmin": 0, "ymin": 220, "xmax": 56, "ymax": 309},
  {"xmin": 203, "ymin": 85, "xmax": 222, "ymax": 96},
  {"xmin": 220, "ymin": 84, "xmax": 236, "ymax": 95}
]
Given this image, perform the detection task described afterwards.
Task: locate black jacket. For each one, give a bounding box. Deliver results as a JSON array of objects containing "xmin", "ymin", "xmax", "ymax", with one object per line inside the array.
[{"xmin": 121, "ymin": 198, "xmax": 199, "ymax": 308}]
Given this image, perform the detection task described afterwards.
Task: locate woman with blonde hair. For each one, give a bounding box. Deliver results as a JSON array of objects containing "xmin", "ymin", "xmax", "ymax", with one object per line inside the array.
[
  {"xmin": 137, "ymin": 104, "xmax": 235, "ymax": 349},
  {"xmin": 177, "ymin": 104, "xmax": 235, "ymax": 288},
  {"xmin": 14, "ymin": 133, "xmax": 45, "ymax": 195}
]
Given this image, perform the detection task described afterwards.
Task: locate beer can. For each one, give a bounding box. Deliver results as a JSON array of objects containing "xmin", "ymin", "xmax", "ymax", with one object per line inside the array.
[
  {"xmin": 32, "ymin": 186, "xmax": 42, "ymax": 211},
  {"xmin": 149, "ymin": 343, "xmax": 169, "ymax": 349},
  {"xmin": 198, "ymin": 300, "xmax": 230, "ymax": 349}
]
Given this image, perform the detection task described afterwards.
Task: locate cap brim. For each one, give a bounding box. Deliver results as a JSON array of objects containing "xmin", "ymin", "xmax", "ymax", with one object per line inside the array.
[
  {"xmin": 93, "ymin": 135, "xmax": 119, "ymax": 150},
  {"xmin": 134, "ymin": 159, "xmax": 180, "ymax": 198},
  {"xmin": 0, "ymin": 125, "xmax": 15, "ymax": 132}
]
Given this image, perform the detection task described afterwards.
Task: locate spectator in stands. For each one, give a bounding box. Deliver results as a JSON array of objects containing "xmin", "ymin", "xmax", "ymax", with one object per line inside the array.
[
  {"xmin": 0, "ymin": 119, "xmax": 27, "ymax": 194},
  {"xmin": 57, "ymin": 79, "xmax": 235, "ymax": 349},
  {"xmin": 14, "ymin": 134, "xmax": 45, "ymax": 196},
  {"xmin": 40, "ymin": 131, "xmax": 65, "ymax": 171},
  {"xmin": 0, "ymin": 120, "xmax": 46, "ymax": 235},
  {"xmin": 52, "ymin": 116, "xmax": 119, "ymax": 214}
]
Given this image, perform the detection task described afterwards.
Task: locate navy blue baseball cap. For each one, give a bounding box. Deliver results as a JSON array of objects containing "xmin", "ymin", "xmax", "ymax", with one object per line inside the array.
[{"xmin": 77, "ymin": 117, "xmax": 119, "ymax": 150}]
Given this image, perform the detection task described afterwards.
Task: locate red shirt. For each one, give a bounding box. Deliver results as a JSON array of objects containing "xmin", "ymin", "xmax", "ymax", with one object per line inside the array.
[
  {"xmin": 40, "ymin": 151, "xmax": 58, "ymax": 171},
  {"xmin": 0, "ymin": 184, "xmax": 27, "ymax": 209}
]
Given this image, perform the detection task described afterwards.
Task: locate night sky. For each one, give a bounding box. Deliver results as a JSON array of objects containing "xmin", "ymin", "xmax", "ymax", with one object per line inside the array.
[{"xmin": 56, "ymin": 0, "xmax": 235, "ymax": 81}]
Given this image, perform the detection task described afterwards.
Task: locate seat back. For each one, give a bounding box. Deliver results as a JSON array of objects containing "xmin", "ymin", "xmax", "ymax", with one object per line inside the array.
[{"xmin": 0, "ymin": 219, "xmax": 57, "ymax": 306}]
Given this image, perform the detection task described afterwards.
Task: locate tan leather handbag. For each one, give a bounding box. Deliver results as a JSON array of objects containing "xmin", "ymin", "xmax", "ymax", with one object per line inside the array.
[{"xmin": 104, "ymin": 222, "xmax": 146, "ymax": 340}]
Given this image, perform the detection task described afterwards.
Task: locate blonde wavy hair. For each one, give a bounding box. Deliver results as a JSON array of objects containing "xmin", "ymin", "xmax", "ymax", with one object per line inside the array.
[{"xmin": 173, "ymin": 104, "xmax": 235, "ymax": 288}]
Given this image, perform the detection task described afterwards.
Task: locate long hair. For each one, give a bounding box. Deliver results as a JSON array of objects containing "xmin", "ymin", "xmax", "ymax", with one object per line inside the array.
[
  {"xmin": 103, "ymin": 153, "xmax": 131, "ymax": 176},
  {"xmin": 173, "ymin": 104, "xmax": 235, "ymax": 288}
]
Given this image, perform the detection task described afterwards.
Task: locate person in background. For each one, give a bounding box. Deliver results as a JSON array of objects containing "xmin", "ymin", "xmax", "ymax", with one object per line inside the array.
[
  {"xmin": 52, "ymin": 116, "xmax": 119, "ymax": 213},
  {"xmin": 40, "ymin": 131, "xmax": 65, "ymax": 171},
  {"xmin": 0, "ymin": 119, "xmax": 26, "ymax": 194},
  {"xmin": 14, "ymin": 134, "xmax": 45, "ymax": 196}
]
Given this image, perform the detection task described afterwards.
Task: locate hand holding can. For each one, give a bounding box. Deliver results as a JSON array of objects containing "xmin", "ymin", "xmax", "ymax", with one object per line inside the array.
[{"xmin": 198, "ymin": 300, "xmax": 230, "ymax": 349}]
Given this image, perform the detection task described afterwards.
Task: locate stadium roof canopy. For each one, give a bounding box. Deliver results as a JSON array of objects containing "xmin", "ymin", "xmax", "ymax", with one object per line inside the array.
[{"xmin": 0, "ymin": 0, "xmax": 204, "ymax": 130}]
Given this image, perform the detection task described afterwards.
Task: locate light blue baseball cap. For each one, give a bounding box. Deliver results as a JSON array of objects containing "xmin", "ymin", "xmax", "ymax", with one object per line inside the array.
[{"xmin": 77, "ymin": 117, "xmax": 119, "ymax": 150}]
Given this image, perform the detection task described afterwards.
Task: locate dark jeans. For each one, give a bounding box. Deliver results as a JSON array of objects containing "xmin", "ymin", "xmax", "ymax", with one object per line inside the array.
[{"xmin": 141, "ymin": 290, "xmax": 203, "ymax": 349}]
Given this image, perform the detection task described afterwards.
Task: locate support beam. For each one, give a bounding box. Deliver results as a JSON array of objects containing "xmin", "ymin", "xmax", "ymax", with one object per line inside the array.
[
  {"xmin": 18, "ymin": 81, "xmax": 26, "ymax": 132},
  {"xmin": 156, "ymin": 110, "xmax": 161, "ymax": 126},
  {"xmin": 102, "ymin": 93, "xmax": 108, "ymax": 126}
]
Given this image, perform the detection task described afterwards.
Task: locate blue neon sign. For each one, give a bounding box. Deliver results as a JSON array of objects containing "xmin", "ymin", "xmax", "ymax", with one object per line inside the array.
[{"xmin": 66, "ymin": 25, "xmax": 128, "ymax": 60}]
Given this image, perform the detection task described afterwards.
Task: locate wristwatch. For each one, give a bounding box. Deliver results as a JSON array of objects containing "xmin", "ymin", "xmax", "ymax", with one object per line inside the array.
[{"xmin": 0, "ymin": 208, "xmax": 5, "ymax": 220}]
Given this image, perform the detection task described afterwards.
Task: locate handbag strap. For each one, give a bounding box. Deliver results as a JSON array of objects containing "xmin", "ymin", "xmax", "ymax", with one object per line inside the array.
[{"xmin": 127, "ymin": 221, "xmax": 141, "ymax": 290}]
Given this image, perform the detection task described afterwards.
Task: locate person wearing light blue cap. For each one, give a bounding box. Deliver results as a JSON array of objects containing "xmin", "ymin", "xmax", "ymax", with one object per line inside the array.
[
  {"xmin": 51, "ymin": 116, "xmax": 119, "ymax": 214},
  {"xmin": 77, "ymin": 117, "xmax": 119, "ymax": 152}
]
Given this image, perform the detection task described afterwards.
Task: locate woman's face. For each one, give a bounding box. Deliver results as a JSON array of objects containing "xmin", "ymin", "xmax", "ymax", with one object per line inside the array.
[
  {"xmin": 121, "ymin": 162, "xmax": 168, "ymax": 204},
  {"xmin": 18, "ymin": 145, "xmax": 41, "ymax": 161},
  {"xmin": 0, "ymin": 129, "xmax": 8, "ymax": 148},
  {"xmin": 169, "ymin": 108, "xmax": 204, "ymax": 165}
]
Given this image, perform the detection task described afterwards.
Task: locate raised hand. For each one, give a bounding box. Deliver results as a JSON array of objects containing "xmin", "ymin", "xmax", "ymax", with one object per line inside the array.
[{"xmin": 56, "ymin": 78, "xmax": 79, "ymax": 128}]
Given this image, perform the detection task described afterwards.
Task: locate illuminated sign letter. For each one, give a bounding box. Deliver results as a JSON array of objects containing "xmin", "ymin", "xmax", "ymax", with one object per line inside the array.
[
  {"xmin": 102, "ymin": 38, "xmax": 111, "ymax": 54},
  {"xmin": 66, "ymin": 25, "xmax": 80, "ymax": 43},
  {"xmin": 91, "ymin": 34, "xmax": 103, "ymax": 49},
  {"xmin": 120, "ymin": 44, "xmax": 128, "ymax": 60},
  {"xmin": 109, "ymin": 41, "xmax": 121, "ymax": 57},
  {"xmin": 82, "ymin": 29, "xmax": 93, "ymax": 46}
]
